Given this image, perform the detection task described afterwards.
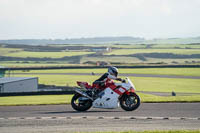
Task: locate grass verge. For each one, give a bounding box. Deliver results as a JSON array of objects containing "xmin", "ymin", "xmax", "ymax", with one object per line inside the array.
[
  {"xmin": 138, "ymin": 93, "xmax": 200, "ymax": 103},
  {"xmin": 75, "ymin": 130, "xmax": 200, "ymax": 133},
  {"xmin": 77, "ymin": 131, "xmax": 200, "ymax": 133},
  {"xmin": 0, "ymin": 95, "xmax": 73, "ymax": 106},
  {"xmin": 0, "ymin": 93, "xmax": 200, "ymax": 106}
]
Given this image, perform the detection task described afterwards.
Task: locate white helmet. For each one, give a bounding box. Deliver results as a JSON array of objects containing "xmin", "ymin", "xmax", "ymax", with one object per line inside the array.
[{"xmin": 108, "ymin": 66, "xmax": 118, "ymax": 77}]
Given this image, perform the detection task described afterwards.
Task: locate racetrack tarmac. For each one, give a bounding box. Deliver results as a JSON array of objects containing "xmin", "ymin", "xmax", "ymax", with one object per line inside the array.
[
  {"xmin": 0, "ymin": 103, "xmax": 200, "ymax": 118},
  {"xmin": 0, "ymin": 103, "xmax": 200, "ymax": 133}
]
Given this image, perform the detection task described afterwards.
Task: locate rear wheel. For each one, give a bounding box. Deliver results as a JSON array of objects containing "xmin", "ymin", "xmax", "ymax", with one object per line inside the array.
[
  {"xmin": 120, "ymin": 92, "xmax": 140, "ymax": 111},
  {"xmin": 71, "ymin": 93, "xmax": 92, "ymax": 111}
]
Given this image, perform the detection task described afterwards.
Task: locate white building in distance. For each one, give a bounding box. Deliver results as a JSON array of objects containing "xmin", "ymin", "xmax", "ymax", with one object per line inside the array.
[{"xmin": 0, "ymin": 77, "xmax": 38, "ymax": 93}]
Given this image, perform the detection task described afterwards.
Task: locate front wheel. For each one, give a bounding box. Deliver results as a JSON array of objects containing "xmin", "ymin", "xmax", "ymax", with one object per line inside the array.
[
  {"xmin": 71, "ymin": 93, "xmax": 92, "ymax": 111},
  {"xmin": 120, "ymin": 92, "xmax": 140, "ymax": 111}
]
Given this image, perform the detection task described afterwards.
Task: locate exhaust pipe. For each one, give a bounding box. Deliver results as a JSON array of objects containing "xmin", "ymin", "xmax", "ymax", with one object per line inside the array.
[{"xmin": 75, "ymin": 88, "xmax": 93, "ymax": 101}]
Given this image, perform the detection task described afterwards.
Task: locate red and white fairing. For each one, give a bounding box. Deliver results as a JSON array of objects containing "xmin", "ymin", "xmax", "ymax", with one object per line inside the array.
[{"xmin": 93, "ymin": 77, "xmax": 136, "ymax": 109}]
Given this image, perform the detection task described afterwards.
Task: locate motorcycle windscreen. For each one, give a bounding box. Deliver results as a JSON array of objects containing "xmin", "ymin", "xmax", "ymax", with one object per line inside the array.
[{"xmin": 127, "ymin": 77, "xmax": 136, "ymax": 90}]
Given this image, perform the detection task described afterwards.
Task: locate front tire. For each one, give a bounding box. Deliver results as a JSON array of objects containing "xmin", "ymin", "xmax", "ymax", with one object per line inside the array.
[
  {"xmin": 120, "ymin": 92, "xmax": 140, "ymax": 111},
  {"xmin": 71, "ymin": 93, "xmax": 92, "ymax": 111}
]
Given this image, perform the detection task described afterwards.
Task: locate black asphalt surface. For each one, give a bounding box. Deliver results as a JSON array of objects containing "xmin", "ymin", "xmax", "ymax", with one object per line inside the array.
[
  {"xmin": 12, "ymin": 73, "xmax": 200, "ymax": 79},
  {"xmin": 1, "ymin": 103, "xmax": 200, "ymax": 133},
  {"xmin": 0, "ymin": 103, "xmax": 200, "ymax": 118}
]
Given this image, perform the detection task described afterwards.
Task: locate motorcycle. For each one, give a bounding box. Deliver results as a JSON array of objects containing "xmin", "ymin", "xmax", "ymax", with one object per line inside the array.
[{"xmin": 71, "ymin": 77, "xmax": 140, "ymax": 111}]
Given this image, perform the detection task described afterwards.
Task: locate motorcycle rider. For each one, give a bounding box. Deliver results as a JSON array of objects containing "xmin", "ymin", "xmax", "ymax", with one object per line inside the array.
[{"xmin": 93, "ymin": 66, "xmax": 125, "ymax": 91}]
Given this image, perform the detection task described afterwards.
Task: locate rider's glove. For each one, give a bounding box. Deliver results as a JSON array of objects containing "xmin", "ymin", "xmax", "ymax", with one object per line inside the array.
[
  {"xmin": 122, "ymin": 79, "xmax": 126, "ymax": 83},
  {"xmin": 99, "ymin": 81, "xmax": 105, "ymax": 87}
]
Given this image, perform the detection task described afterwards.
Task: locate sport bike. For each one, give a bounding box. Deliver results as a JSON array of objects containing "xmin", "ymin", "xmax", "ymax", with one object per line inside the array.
[{"xmin": 71, "ymin": 77, "xmax": 140, "ymax": 111}]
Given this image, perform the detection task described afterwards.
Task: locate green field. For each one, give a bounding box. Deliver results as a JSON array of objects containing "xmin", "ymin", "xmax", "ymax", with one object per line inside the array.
[
  {"xmin": 12, "ymin": 68, "xmax": 200, "ymax": 77},
  {"xmin": 111, "ymin": 44, "xmax": 147, "ymax": 48},
  {"xmin": 4, "ymin": 51, "xmax": 95, "ymax": 58},
  {"xmin": 71, "ymin": 130, "xmax": 200, "ymax": 133},
  {"xmin": 152, "ymin": 44, "xmax": 200, "ymax": 49},
  {"xmin": 1, "ymin": 43, "xmax": 200, "ymax": 65},
  {"xmin": 105, "ymin": 49, "xmax": 200, "ymax": 55},
  {"xmin": 0, "ymin": 47, "xmax": 22, "ymax": 56},
  {"xmin": 120, "ymin": 68, "xmax": 200, "ymax": 77},
  {"xmin": 130, "ymin": 77, "xmax": 200, "ymax": 93},
  {"xmin": 1, "ymin": 62, "xmax": 78, "ymax": 67},
  {"xmin": 144, "ymin": 58, "xmax": 200, "ymax": 64},
  {"xmin": 81, "ymin": 56, "xmax": 142, "ymax": 64}
]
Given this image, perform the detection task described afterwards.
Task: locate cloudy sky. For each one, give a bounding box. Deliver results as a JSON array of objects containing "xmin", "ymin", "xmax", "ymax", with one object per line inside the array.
[{"xmin": 0, "ymin": 0, "xmax": 200, "ymax": 39}]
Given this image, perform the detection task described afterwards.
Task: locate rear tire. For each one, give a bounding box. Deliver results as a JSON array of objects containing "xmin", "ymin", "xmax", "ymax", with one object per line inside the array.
[
  {"xmin": 71, "ymin": 93, "xmax": 92, "ymax": 111},
  {"xmin": 120, "ymin": 92, "xmax": 140, "ymax": 111}
]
